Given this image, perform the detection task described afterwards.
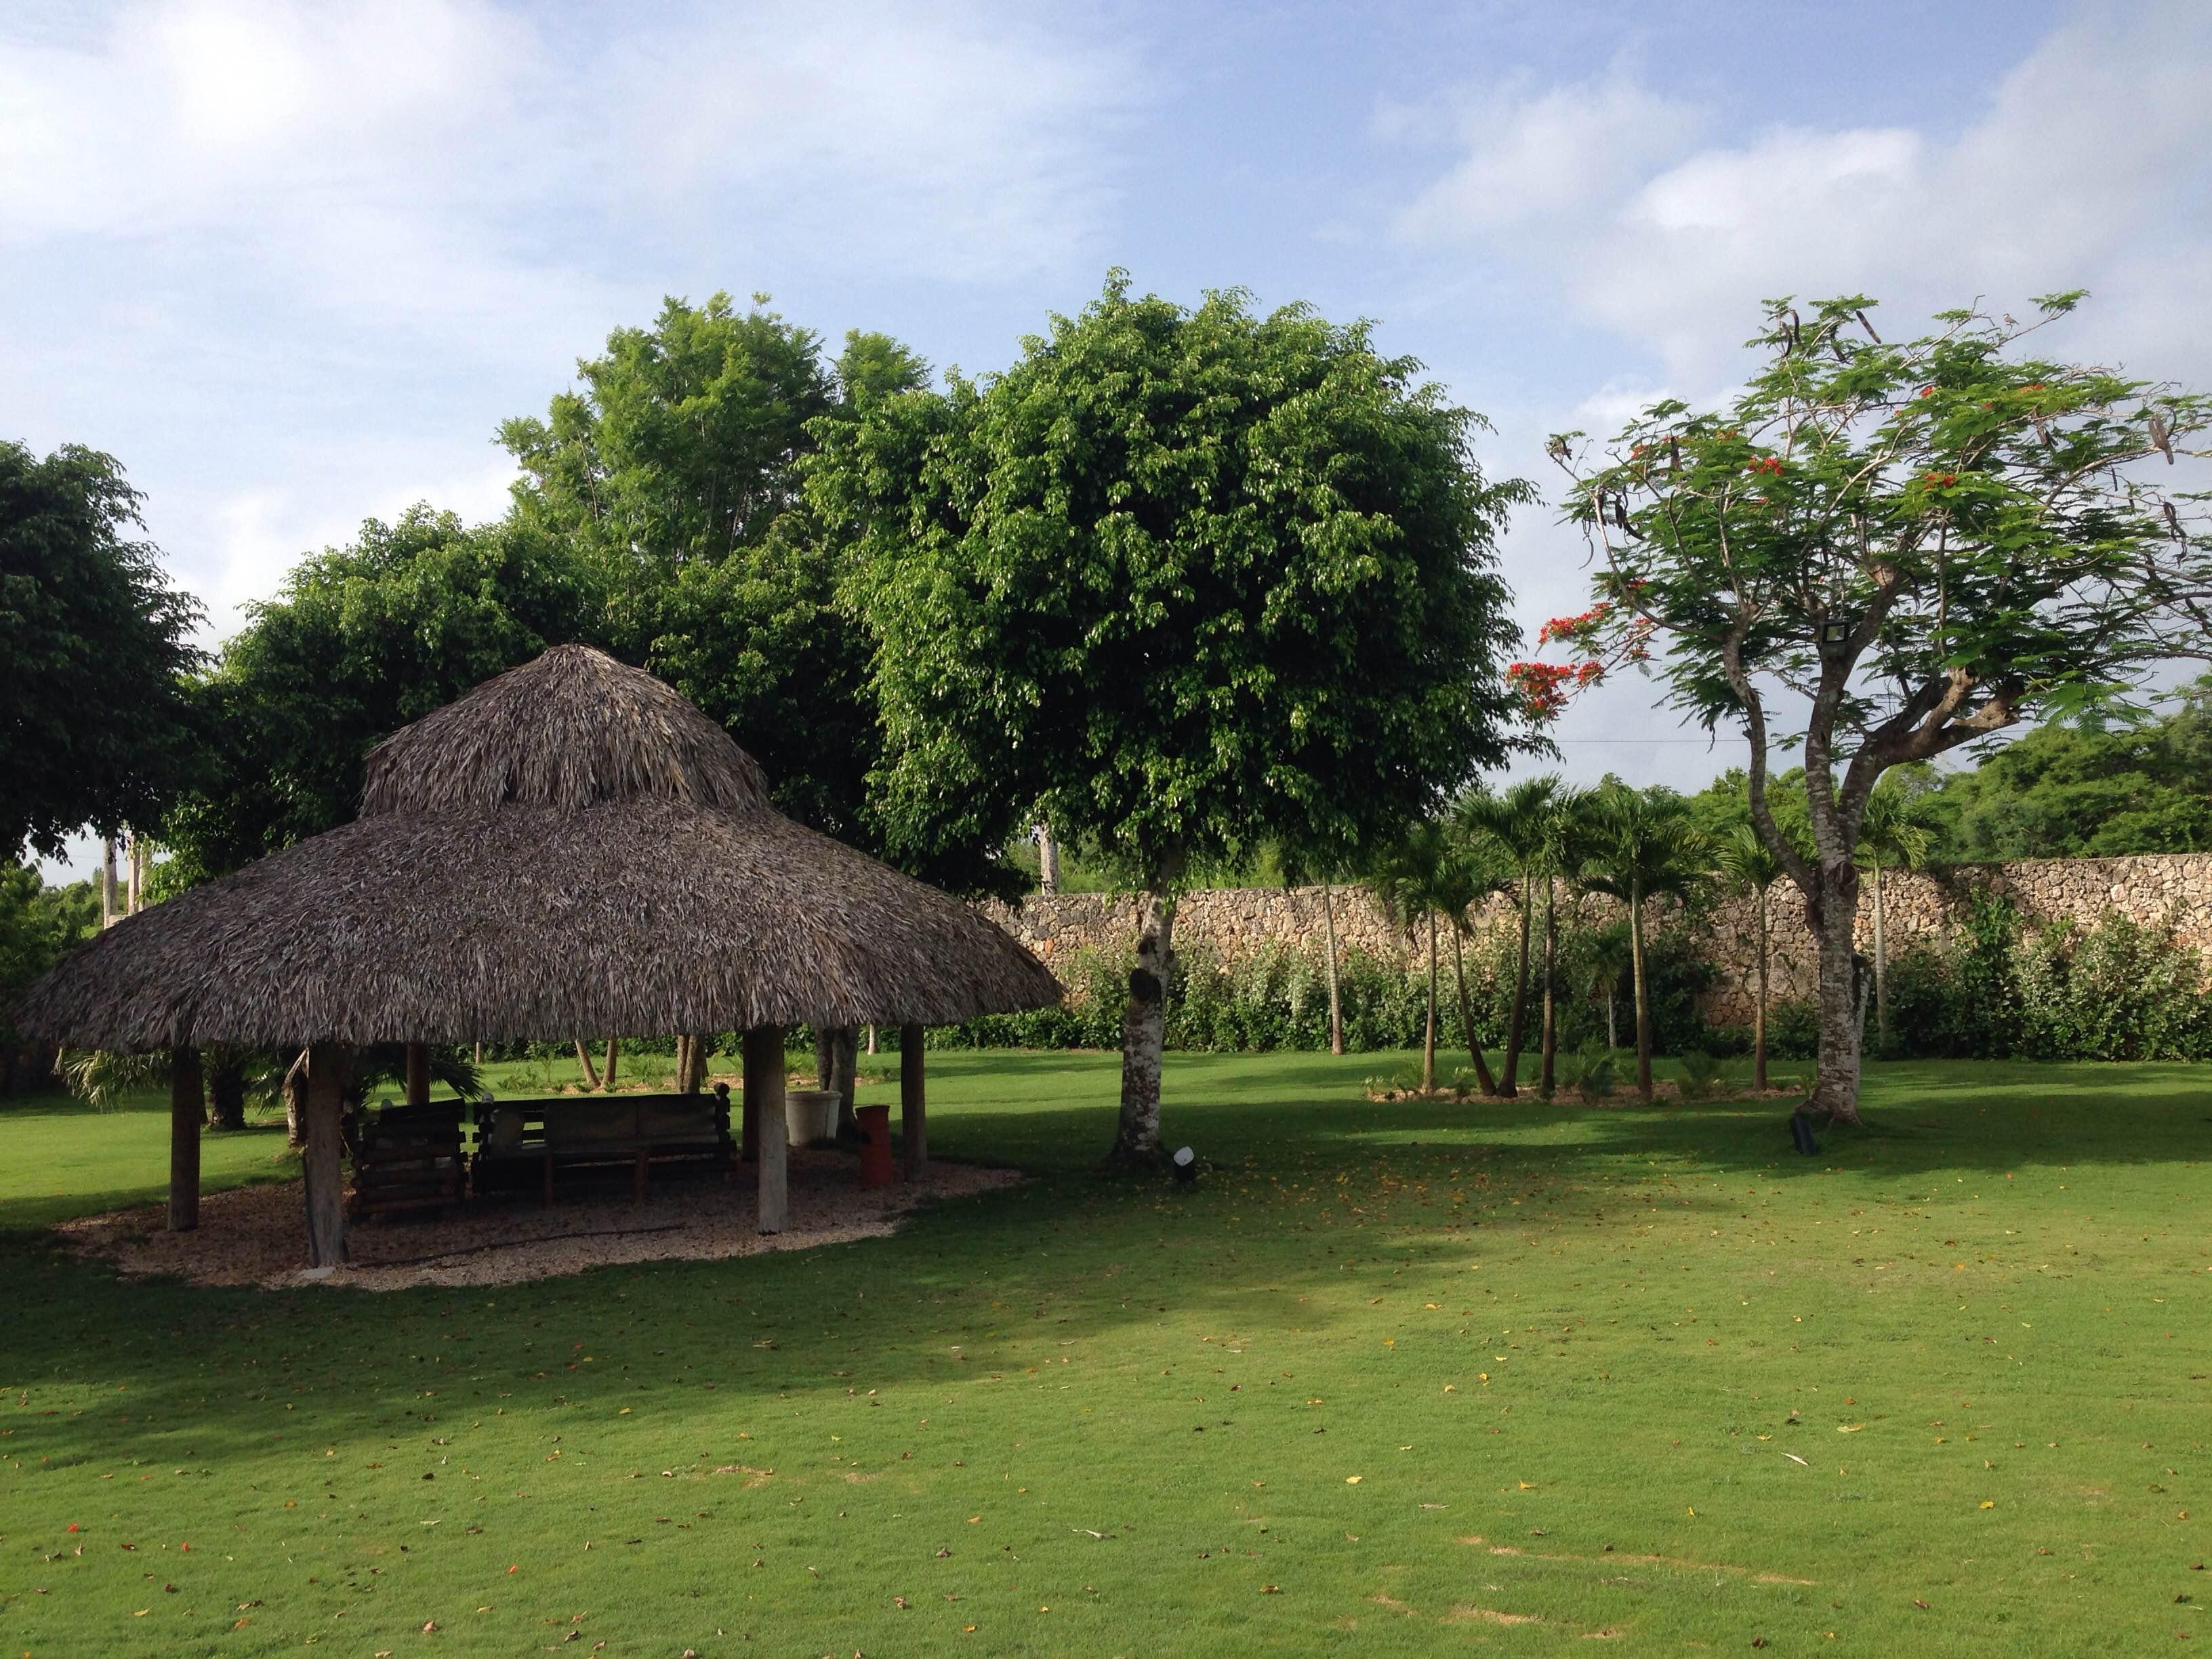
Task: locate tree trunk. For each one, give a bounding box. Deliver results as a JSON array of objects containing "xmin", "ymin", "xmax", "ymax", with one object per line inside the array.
[
  {"xmin": 1605, "ymin": 986, "xmax": 1617, "ymax": 1050},
  {"xmin": 168, "ymin": 1045, "xmax": 203, "ymax": 1232},
  {"xmin": 744, "ymin": 1027, "xmax": 788, "ymax": 1233},
  {"xmin": 831, "ymin": 1027, "xmax": 859, "ymax": 1139},
  {"xmin": 1321, "ymin": 880, "xmax": 1345, "ymax": 1057},
  {"xmin": 1629, "ymin": 878, "xmax": 1653, "ymax": 1100},
  {"xmin": 126, "ymin": 829, "xmax": 143, "ymax": 915},
  {"xmin": 1109, "ymin": 886, "xmax": 1176, "ymax": 1167},
  {"xmin": 100, "ymin": 837, "xmax": 118, "ymax": 928},
  {"xmin": 1753, "ymin": 885, "xmax": 1770, "ymax": 1092},
  {"xmin": 602, "ymin": 1038, "xmax": 619, "ymax": 1093},
  {"xmin": 404, "ymin": 1043, "xmax": 430, "ymax": 1108},
  {"xmin": 302, "ymin": 1042, "xmax": 352, "ymax": 1268},
  {"xmin": 282, "ymin": 1046, "xmax": 308, "ymax": 1146},
  {"xmin": 1422, "ymin": 912, "xmax": 1438, "ymax": 1093},
  {"xmin": 206, "ymin": 1050, "xmax": 247, "ymax": 1130},
  {"xmin": 900, "ymin": 1025, "xmax": 927, "ymax": 1180},
  {"xmin": 1538, "ymin": 876, "xmax": 1558, "ymax": 1099},
  {"xmin": 1038, "ymin": 823, "xmax": 1061, "ymax": 894},
  {"xmin": 1500, "ymin": 879, "xmax": 1532, "ymax": 1095},
  {"xmin": 1804, "ymin": 861, "xmax": 1866, "ymax": 1126},
  {"xmin": 1871, "ymin": 859, "xmax": 1889, "ymax": 1053},
  {"xmin": 1448, "ymin": 926, "xmax": 1501, "ymax": 1096},
  {"xmin": 574, "ymin": 1040, "xmax": 602, "ymax": 1091},
  {"xmin": 866, "ymin": 1025, "xmax": 878, "ymax": 1057}
]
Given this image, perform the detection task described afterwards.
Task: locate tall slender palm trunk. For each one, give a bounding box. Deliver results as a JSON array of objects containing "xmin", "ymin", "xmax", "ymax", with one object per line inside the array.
[
  {"xmin": 1629, "ymin": 878, "xmax": 1654, "ymax": 1100},
  {"xmin": 1538, "ymin": 876, "xmax": 1559, "ymax": 1098},
  {"xmin": 1449, "ymin": 925, "xmax": 1500, "ymax": 1096},
  {"xmin": 1321, "ymin": 880, "xmax": 1345, "ymax": 1057},
  {"xmin": 1501, "ymin": 879, "xmax": 1533, "ymax": 1094},
  {"xmin": 574, "ymin": 1040, "xmax": 602, "ymax": 1090},
  {"xmin": 1753, "ymin": 884, "xmax": 1771, "ymax": 1090},
  {"xmin": 1870, "ymin": 859, "xmax": 1889, "ymax": 1053},
  {"xmin": 1422, "ymin": 912, "xmax": 1439, "ymax": 1093}
]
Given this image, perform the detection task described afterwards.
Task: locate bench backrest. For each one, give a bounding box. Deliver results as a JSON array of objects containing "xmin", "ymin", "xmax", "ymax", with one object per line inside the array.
[{"xmin": 474, "ymin": 1092, "xmax": 730, "ymax": 1155}]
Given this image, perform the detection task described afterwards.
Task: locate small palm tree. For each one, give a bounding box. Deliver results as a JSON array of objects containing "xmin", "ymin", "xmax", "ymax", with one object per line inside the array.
[
  {"xmin": 1583, "ymin": 919, "xmax": 1633, "ymax": 1050},
  {"xmin": 1857, "ymin": 783, "xmax": 1944, "ymax": 1052},
  {"xmin": 1578, "ymin": 785, "xmax": 1712, "ymax": 1100},
  {"xmin": 1716, "ymin": 824, "xmax": 1786, "ymax": 1089},
  {"xmin": 1369, "ymin": 820, "xmax": 1499, "ymax": 1095},
  {"xmin": 1456, "ymin": 775, "xmax": 1561, "ymax": 1097}
]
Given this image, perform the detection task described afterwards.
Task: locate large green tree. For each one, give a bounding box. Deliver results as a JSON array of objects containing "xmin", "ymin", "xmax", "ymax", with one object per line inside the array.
[
  {"xmin": 161, "ymin": 508, "xmax": 600, "ymax": 877},
  {"xmin": 500, "ymin": 297, "xmax": 951, "ymax": 864},
  {"xmin": 821, "ymin": 275, "xmax": 1528, "ymax": 1164},
  {"xmin": 1536, "ymin": 293, "xmax": 2212, "ymax": 1124},
  {"xmin": 1, "ymin": 441, "xmax": 203, "ymax": 861}
]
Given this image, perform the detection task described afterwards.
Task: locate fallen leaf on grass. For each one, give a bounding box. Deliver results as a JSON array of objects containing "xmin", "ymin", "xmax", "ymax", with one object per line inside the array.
[{"xmin": 1346, "ymin": 1476, "xmax": 1362, "ymax": 1485}]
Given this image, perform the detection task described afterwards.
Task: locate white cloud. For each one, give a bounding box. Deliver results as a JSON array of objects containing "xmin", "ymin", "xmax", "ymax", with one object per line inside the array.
[
  {"xmin": 1396, "ymin": 1, "xmax": 2212, "ymax": 387},
  {"xmin": 1393, "ymin": 70, "xmax": 1706, "ymax": 241}
]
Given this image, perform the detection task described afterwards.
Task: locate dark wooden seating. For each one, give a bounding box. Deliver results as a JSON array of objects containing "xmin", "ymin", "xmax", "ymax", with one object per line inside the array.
[
  {"xmin": 470, "ymin": 1087, "xmax": 735, "ymax": 1202},
  {"xmin": 349, "ymin": 1101, "xmax": 466, "ymax": 1220}
]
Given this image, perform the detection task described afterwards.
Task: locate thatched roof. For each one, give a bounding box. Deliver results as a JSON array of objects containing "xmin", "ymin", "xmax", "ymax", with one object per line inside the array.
[
  {"xmin": 15, "ymin": 801, "xmax": 1061, "ymax": 1050},
  {"xmin": 360, "ymin": 645, "xmax": 771, "ymax": 816},
  {"xmin": 17, "ymin": 645, "xmax": 1060, "ymax": 1050}
]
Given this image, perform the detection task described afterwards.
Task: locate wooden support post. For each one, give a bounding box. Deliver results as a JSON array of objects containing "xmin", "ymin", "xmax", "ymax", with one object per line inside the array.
[
  {"xmin": 404, "ymin": 1042, "xmax": 430, "ymax": 1107},
  {"xmin": 167, "ymin": 1045, "xmax": 203, "ymax": 1231},
  {"xmin": 901, "ymin": 1024, "xmax": 927, "ymax": 1181},
  {"xmin": 745, "ymin": 1026, "xmax": 787, "ymax": 1234},
  {"xmin": 302, "ymin": 1042, "xmax": 352, "ymax": 1269}
]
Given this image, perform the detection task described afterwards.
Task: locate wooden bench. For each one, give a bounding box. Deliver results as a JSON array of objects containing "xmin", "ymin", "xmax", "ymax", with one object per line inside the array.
[
  {"xmin": 349, "ymin": 1101, "xmax": 466, "ymax": 1220},
  {"xmin": 470, "ymin": 1088, "xmax": 735, "ymax": 1202}
]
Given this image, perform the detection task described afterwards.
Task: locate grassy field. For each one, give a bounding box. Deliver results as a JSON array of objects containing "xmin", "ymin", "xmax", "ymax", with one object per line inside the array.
[{"xmin": 2, "ymin": 1048, "xmax": 2208, "ymax": 1656}]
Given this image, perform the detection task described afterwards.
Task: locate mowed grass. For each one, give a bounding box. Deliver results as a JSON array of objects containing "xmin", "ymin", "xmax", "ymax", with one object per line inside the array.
[{"xmin": 2, "ymin": 1050, "xmax": 2209, "ymax": 1658}]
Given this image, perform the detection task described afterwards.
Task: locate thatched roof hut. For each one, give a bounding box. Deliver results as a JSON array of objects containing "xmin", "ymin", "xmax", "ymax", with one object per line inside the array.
[
  {"xmin": 14, "ymin": 645, "xmax": 1058, "ymax": 1264},
  {"xmin": 16, "ymin": 647, "xmax": 1059, "ymax": 1048}
]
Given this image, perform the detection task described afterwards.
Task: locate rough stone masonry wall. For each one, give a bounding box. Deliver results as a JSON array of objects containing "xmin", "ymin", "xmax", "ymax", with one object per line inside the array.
[{"xmin": 984, "ymin": 854, "xmax": 2212, "ymax": 1029}]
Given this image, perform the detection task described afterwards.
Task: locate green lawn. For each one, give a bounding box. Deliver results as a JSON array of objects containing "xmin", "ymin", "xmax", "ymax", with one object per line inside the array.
[{"xmin": 3, "ymin": 1050, "xmax": 2208, "ymax": 1656}]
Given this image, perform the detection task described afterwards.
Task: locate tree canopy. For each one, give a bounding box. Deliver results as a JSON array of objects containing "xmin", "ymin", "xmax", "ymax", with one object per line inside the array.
[
  {"xmin": 160, "ymin": 508, "xmax": 600, "ymax": 880},
  {"xmin": 1, "ymin": 441, "xmax": 203, "ymax": 862},
  {"xmin": 825, "ymin": 274, "xmax": 1529, "ymax": 890}
]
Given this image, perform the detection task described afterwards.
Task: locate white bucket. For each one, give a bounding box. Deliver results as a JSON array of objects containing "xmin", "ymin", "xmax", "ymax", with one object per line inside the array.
[{"xmin": 784, "ymin": 1088, "xmax": 840, "ymax": 1148}]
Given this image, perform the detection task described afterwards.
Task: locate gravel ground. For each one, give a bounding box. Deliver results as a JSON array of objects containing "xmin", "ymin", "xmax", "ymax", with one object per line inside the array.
[{"xmin": 53, "ymin": 1150, "xmax": 1023, "ymax": 1292}]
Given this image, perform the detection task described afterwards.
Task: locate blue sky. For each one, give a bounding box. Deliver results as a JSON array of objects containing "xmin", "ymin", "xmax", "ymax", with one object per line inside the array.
[{"xmin": 7, "ymin": 0, "xmax": 2210, "ymax": 864}]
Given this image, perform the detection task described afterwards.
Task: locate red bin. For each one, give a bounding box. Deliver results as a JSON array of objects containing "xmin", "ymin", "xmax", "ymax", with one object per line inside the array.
[{"xmin": 857, "ymin": 1103, "xmax": 893, "ymax": 1187}]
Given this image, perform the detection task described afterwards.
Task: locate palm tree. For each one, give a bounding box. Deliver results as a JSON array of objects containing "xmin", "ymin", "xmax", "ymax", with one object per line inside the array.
[
  {"xmin": 1716, "ymin": 823, "xmax": 1786, "ymax": 1090},
  {"xmin": 1584, "ymin": 919, "xmax": 1633, "ymax": 1050},
  {"xmin": 1534, "ymin": 786, "xmax": 1597, "ymax": 1097},
  {"xmin": 1578, "ymin": 785, "xmax": 1712, "ymax": 1100},
  {"xmin": 1857, "ymin": 783, "xmax": 1944, "ymax": 1052},
  {"xmin": 1368, "ymin": 821, "xmax": 1500, "ymax": 1095},
  {"xmin": 1456, "ymin": 776, "xmax": 1561, "ymax": 1097}
]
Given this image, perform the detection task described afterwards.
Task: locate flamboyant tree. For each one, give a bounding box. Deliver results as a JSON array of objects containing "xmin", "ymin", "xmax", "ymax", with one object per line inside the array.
[
  {"xmin": 822, "ymin": 275, "xmax": 1526, "ymax": 1164},
  {"xmin": 1524, "ymin": 292, "xmax": 2212, "ymax": 1123}
]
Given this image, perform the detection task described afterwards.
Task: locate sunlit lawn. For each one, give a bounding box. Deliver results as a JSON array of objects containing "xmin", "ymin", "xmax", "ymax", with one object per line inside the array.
[{"xmin": 2, "ymin": 1048, "xmax": 2207, "ymax": 1656}]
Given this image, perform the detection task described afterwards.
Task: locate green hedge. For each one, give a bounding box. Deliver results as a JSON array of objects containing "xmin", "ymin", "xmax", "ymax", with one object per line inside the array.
[{"xmin": 1752, "ymin": 900, "xmax": 2212, "ymax": 1063}]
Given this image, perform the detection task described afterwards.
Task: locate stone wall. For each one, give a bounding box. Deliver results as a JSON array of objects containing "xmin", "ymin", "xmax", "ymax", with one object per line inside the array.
[{"xmin": 985, "ymin": 853, "xmax": 2212, "ymax": 1027}]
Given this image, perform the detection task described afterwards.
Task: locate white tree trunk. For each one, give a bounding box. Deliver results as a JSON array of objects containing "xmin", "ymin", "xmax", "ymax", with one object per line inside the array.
[
  {"xmin": 1109, "ymin": 886, "xmax": 1176, "ymax": 1166},
  {"xmin": 100, "ymin": 837, "xmax": 118, "ymax": 928},
  {"xmin": 1037, "ymin": 824, "xmax": 1061, "ymax": 893},
  {"xmin": 302, "ymin": 1043, "xmax": 350, "ymax": 1268}
]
